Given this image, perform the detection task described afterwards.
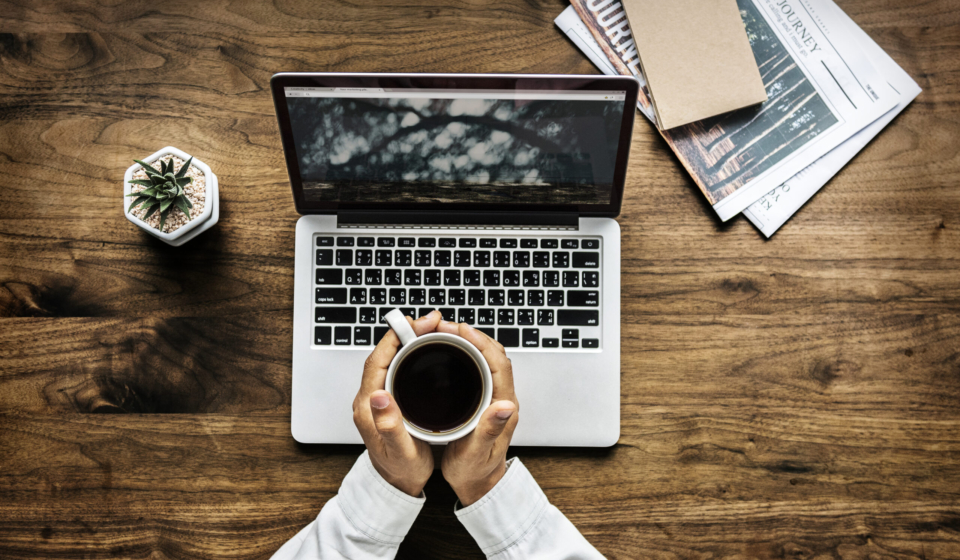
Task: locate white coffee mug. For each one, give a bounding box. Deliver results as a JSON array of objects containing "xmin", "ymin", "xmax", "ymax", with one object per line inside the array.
[{"xmin": 383, "ymin": 309, "xmax": 493, "ymax": 443}]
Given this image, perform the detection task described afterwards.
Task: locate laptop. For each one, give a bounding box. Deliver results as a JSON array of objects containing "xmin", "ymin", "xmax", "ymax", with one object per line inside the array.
[{"xmin": 270, "ymin": 73, "xmax": 639, "ymax": 446}]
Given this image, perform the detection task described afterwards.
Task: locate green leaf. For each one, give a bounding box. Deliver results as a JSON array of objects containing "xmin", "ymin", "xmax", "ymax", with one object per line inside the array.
[
  {"xmin": 184, "ymin": 197, "xmax": 193, "ymax": 208},
  {"xmin": 134, "ymin": 159, "xmax": 161, "ymax": 177},
  {"xmin": 144, "ymin": 204, "xmax": 159, "ymax": 220},
  {"xmin": 175, "ymin": 177, "xmax": 191, "ymax": 187},
  {"xmin": 127, "ymin": 196, "xmax": 150, "ymax": 213},
  {"xmin": 176, "ymin": 197, "xmax": 192, "ymax": 220},
  {"xmin": 175, "ymin": 156, "xmax": 194, "ymax": 178},
  {"xmin": 159, "ymin": 211, "xmax": 166, "ymax": 232},
  {"xmin": 129, "ymin": 179, "xmax": 154, "ymax": 187},
  {"xmin": 139, "ymin": 187, "xmax": 159, "ymax": 198},
  {"xmin": 160, "ymin": 199, "xmax": 173, "ymax": 212}
]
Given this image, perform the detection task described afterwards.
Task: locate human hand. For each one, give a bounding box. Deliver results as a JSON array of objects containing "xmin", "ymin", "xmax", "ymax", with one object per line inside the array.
[
  {"xmin": 435, "ymin": 322, "xmax": 519, "ymax": 506},
  {"xmin": 353, "ymin": 311, "xmax": 444, "ymax": 496}
]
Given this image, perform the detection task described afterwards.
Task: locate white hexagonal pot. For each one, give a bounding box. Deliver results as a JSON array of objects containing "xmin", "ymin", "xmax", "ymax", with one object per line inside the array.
[{"xmin": 123, "ymin": 146, "xmax": 219, "ymax": 246}]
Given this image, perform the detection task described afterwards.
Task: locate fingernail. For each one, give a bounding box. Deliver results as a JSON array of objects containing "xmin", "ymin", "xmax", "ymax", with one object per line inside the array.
[
  {"xmin": 495, "ymin": 409, "xmax": 514, "ymax": 420},
  {"xmin": 371, "ymin": 394, "xmax": 390, "ymax": 409}
]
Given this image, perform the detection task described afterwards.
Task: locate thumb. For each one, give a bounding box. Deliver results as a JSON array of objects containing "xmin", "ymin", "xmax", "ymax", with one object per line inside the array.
[
  {"xmin": 370, "ymin": 391, "xmax": 408, "ymax": 443},
  {"xmin": 474, "ymin": 401, "xmax": 516, "ymax": 443}
]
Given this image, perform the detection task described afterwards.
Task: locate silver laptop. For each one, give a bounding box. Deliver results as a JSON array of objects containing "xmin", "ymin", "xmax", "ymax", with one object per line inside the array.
[{"xmin": 271, "ymin": 73, "xmax": 639, "ymax": 446}]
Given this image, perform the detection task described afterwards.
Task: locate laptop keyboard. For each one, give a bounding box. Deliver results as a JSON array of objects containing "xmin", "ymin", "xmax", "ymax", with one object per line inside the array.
[{"xmin": 312, "ymin": 234, "xmax": 601, "ymax": 350}]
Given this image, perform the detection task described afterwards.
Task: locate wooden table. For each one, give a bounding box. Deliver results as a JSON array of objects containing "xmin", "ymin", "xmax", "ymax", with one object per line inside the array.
[{"xmin": 1, "ymin": 1, "xmax": 958, "ymax": 558}]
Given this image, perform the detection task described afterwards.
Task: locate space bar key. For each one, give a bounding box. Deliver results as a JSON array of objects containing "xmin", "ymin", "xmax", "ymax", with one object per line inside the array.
[{"xmin": 557, "ymin": 310, "xmax": 599, "ymax": 326}]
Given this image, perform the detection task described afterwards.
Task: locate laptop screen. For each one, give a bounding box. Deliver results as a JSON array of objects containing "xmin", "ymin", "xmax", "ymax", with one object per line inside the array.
[{"xmin": 271, "ymin": 74, "xmax": 639, "ymax": 216}]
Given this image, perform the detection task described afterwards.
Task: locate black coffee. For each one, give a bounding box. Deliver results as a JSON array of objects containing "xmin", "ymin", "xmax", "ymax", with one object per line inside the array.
[{"xmin": 393, "ymin": 343, "xmax": 483, "ymax": 433}]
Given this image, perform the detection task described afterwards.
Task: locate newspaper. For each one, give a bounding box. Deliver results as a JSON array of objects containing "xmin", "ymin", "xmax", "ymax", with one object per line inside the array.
[
  {"xmin": 742, "ymin": 6, "xmax": 921, "ymax": 236},
  {"xmin": 559, "ymin": 0, "xmax": 898, "ymax": 222}
]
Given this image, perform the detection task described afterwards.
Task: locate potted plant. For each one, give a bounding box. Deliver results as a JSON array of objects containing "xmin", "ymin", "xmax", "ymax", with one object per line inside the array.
[{"xmin": 123, "ymin": 146, "xmax": 219, "ymax": 246}]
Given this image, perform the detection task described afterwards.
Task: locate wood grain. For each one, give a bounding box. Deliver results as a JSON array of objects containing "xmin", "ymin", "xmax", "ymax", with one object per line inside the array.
[{"xmin": 2, "ymin": 0, "xmax": 960, "ymax": 558}]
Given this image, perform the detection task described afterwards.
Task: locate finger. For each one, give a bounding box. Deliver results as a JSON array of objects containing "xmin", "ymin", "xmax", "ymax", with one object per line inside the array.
[
  {"xmin": 459, "ymin": 323, "xmax": 515, "ymax": 401},
  {"xmin": 435, "ymin": 319, "xmax": 461, "ymax": 335},
  {"xmin": 360, "ymin": 330, "xmax": 401, "ymax": 394},
  {"xmin": 369, "ymin": 390, "xmax": 411, "ymax": 445},
  {"xmin": 471, "ymin": 400, "xmax": 516, "ymax": 444},
  {"xmin": 411, "ymin": 310, "xmax": 442, "ymax": 335}
]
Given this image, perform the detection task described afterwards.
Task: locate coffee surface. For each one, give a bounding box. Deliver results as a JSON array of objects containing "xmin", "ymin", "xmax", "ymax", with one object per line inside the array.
[{"xmin": 393, "ymin": 342, "xmax": 483, "ymax": 433}]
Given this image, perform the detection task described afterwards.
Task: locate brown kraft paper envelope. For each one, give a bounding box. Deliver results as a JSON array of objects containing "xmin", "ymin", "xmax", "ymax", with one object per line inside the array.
[{"xmin": 621, "ymin": 0, "xmax": 767, "ymax": 130}]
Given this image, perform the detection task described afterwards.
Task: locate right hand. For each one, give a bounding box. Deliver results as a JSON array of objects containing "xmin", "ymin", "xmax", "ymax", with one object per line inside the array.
[{"xmin": 435, "ymin": 322, "xmax": 520, "ymax": 506}]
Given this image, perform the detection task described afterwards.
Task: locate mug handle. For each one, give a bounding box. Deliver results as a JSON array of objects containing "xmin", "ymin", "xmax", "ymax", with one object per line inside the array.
[{"xmin": 384, "ymin": 309, "xmax": 418, "ymax": 346}]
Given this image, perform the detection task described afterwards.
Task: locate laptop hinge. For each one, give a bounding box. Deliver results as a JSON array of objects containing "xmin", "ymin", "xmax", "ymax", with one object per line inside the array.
[{"xmin": 337, "ymin": 211, "xmax": 579, "ymax": 230}]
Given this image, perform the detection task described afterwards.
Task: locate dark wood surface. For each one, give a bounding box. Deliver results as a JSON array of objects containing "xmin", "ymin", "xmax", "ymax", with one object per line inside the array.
[{"xmin": 1, "ymin": 1, "xmax": 959, "ymax": 558}]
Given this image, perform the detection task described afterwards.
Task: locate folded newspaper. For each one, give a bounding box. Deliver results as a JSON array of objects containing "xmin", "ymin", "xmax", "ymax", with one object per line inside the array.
[{"xmin": 557, "ymin": 0, "xmax": 918, "ymax": 233}]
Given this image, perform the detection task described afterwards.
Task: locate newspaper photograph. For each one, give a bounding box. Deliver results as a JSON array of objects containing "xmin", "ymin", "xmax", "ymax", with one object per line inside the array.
[
  {"xmin": 562, "ymin": 0, "xmax": 898, "ymax": 222},
  {"xmin": 742, "ymin": 2, "xmax": 921, "ymax": 236}
]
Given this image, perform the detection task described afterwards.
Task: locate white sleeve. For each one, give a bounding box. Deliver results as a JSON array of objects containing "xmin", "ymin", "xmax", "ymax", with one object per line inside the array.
[
  {"xmin": 455, "ymin": 458, "xmax": 605, "ymax": 559},
  {"xmin": 271, "ymin": 450, "xmax": 425, "ymax": 560}
]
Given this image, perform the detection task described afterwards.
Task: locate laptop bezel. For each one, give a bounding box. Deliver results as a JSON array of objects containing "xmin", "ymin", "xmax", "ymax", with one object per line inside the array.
[{"xmin": 270, "ymin": 73, "xmax": 639, "ymax": 218}]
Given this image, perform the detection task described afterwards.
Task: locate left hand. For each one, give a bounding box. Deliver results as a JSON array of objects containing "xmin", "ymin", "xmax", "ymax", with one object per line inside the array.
[{"xmin": 353, "ymin": 311, "xmax": 444, "ymax": 497}]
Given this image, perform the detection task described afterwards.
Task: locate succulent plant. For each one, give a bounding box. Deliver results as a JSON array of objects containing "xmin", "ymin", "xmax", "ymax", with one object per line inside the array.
[{"xmin": 126, "ymin": 156, "xmax": 194, "ymax": 232}]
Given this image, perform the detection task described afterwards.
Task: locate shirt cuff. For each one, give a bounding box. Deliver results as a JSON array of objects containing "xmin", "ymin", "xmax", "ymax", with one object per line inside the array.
[
  {"xmin": 336, "ymin": 450, "xmax": 426, "ymax": 546},
  {"xmin": 454, "ymin": 458, "xmax": 548, "ymax": 556}
]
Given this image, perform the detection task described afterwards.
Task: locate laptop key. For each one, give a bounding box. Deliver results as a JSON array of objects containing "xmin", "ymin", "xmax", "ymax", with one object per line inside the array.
[
  {"xmin": 409, "ymin": 289, "xmax": 426, "ymax": 305},
  {"xmin": 459, "ymin": 238, "xmax": 477, "ymax": 248},
  {"xmin": 552, "ymin": 252, "xmax": 569, "ymax": 268},
  {"xmin": 542, "ymin": 271, "xmax": 559, "ymax": 287},
  {"xmin": 458, "ymin": 308, "xmax": 476, "ymax": 324},
  {"xmin": 527, "ymin": 290, "xmax": 544, "ymax": 306},
  {"xmin": 315, "ymin": 307, "xmax": 356, "ymax": 324},
  {"xmin": 582, "ymin": 239, "xmax": 600, "ymax": 249},
  {"xmin": 316, "ymin": 249, "xmax": 333, "ymax": 266},
  {"xmin": 415, "ymin": 250, "xmax": 431, "ymax": 267},
  {"xmin": 493, "ymin": 251, "xmax": 510, "ymax": 267},
  {"xmin": 316, "ymin": 288, "xmax": 347, "ymax": 304},
  {"xmin": 356, "ymin": 250, "xmax": 372, "ymax": 266},
  {"xmin": 364, "ymin": 269, "xmax": 382, "ymax": 285},
  {"xmin": 444, "ymin": 270, "xmax": 461, "ymax": 286},
  {"xmin": 345, "ymin": 269, "xmax": 362, "ymax": 285},
  {"xmin": 435, "ymin": 250, "xmax": 451, "ymax": 267},
  {"xmin": 483, "ymin": 270, "xmax": 500, "ymax": 286},
  {"xmin": 513, "ymin": 251, "xmax": 530, "ymax": 268},
  {"xmin": 477, "ymin": 327, "xmax": 495, "ymax": 338},
  {"xmin": 418, "ymin": 238, "xmax": 436, "ymax": 248},
  {"xmin": 454, "ymin": 251, "xmax": 471, "ymax": 267},
  {"xmin": 532, "ymin": 251, "xmax": 550, "ymax": 268},
  {"xmin": 572, "ymin": 252, "xmax": 600, "ymax": 268},
  {"xmin": 558, "ymin": 310, "xmax": 599, "ymax": 326},
  {"xmin": 463, "ymin": 270, "xmax": 481, "ymax": 286},
  {"xmin": 499, "ymin": 239, "xmax": 517, "ymax": 249},
  {"xmin": 561, "ymin": 239, "xmax": 578, "ymax": 249},
  {"xmin": 562, "ymin": 339, "xmax": 579, "ymax": 348},
  {"xmin": 404, "ymin": 270, "xmax": 421, "ymax": 286},
  {"xmin": 400, "ymin": 307, "xmax": 416, "ymax": 318},
  {"xmin": 358, "ymin": 237, "xmax": 375, "ymax": 247},
  {"xmin": 582, "ymin": 271, "xmax": 599, "ymax": 287},
  {"xmin": 354, "ymin": 327, "xmax": 372, "ymax": 345},
  {"xmin": 540, "ymin": 239, "xmax": 558, "ymax": 249},
  {"xmin": 359, "ymin": 307, "xmax": 377, "ymax": 324},
  {"xmin": 449, "ymin": 289, "xmax": 465, "ymax": 306},
  {"xmin": 537, "ymin": 309, "xmax": 554, "ymax": 326},
  {"xmin": 520, "ymin": 239, "xmax": 538, "ymax": 248},
  {"xmin": 479, "ymin": 238, "xmax": 497, "ymax": 248},
  {"xmin": 518, "ymin": 309, "xmax": 534, "ymax": 325},
  {"xmin": 389, "ymin": 289, "xmax": 406, "ymax": 305},
  {"xmin": 477, "ymin": 309, "xmax": 495, "ymax": 325},
  {"xmin": 562, "ymin": 329, "xmax": 579, "ymax": 339},
  {"xmin": 425, "ymin": 270, "xmax": 441, "ymax": 286},
  {"xmin": 398, "ymin": 237, "xmax": 416, "ymax": 247},
  {"xmin": 508, "ymin": 290, "xmax": 524, "ymax": 306},
  {"xmin": 522, "ymin": 328, "xmax": 539, "ymax": 347},
  {"xmin": 375, "ymin": 250, "xmax": 392, "ymax": 266},
  {"xmin": 350, "ymin": 288, "xmax": 366, "ymax": 305},
  {"xmin": 316, "ymin": 269, "xmax": 343, "ymax": 285},
  {"xmin": 488, "ymin": 289, "xmax": 505, "ymax": 306},
  {"xmin": 468, "ymin": 289, "xmax": 485, "ymax": 306},
  {"xmin": 503, "ymin": 271, "xmax": 520, "ymax": 287},
  {"xmin": 334, "ymin": 327, "xmax": 351, "ymax": 345},
  {"xmin": 374, "ymin": 326, "xmax": 390, "ymax": 344},
  {"xmin": 395, "ymin": 250, "xmax": 412, "ymax": 266},
  {"xmin": 583, "ymin": 338, "xmax": 599, "ymax": 348},
  {"xmin": 439, "ymin": 238, "xmax": 456, "ymax": 248},
  {"xmin": 547, "ymin": 290, "xmax": 564, "ymax": 306},
  {"xmin": 317, "ymin": 236, "xmax": 334, "ymax": 246},
  {"xmin": 315, "ymin": 326, "xmax": 332, "ymax": 345},
  {"xmin": 429, "ymin": 289, "xmax": 446, "ymax": 305},
  {"xmin": 497, "ymin": 309, "xmax": 515, "ymax": 325},
  {"xmin": 497, "ymin": 328, "xmax": 520, "ymax": 347},
  {"xmin": 336, "ymin": 249, "xmax": 352, "ymax": 266},
  {"xmin": 378, "ymin": 237, "xmax": 395, "ymax": 247},
  {"xmin": 542, "ymin": 338, "xmax": 559, "ymax": 348},
  {"xmin": 522, "ymin": 271, "xmax": 540, "ymax": 287},
  {"xmin": 369, "ymin": 289, "xmax": 386, "ymax": 305},
  {"xmin": 337, "ymin": 237, "xmax": 355, "ymax": 247},
  {"xmin": 567, "ymin": 291, "xmax": 599, "ymax": 306},
  {"xmin": 474, "ymin": 251, "xmax": 490, "ymax": 267},
  {"xmin": 438, "ymin": 308, "xmax": 456, "ymax": 322},
  {"xmin": 419, "ymin": 308, "xmax": 435, "ymax": 318},
  {"xmin": 385, "ymin": 269, "xmax": 402, "ymax": 285},
  {"xmin": 562, "ymin": 271, "xmax": 579, "ymax": 287}
]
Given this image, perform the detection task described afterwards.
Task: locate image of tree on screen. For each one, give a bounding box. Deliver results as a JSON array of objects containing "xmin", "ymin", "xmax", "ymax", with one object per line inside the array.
[{"xmin": 286, "ymin": 96, "xmax": 624, "ymax": 204}]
